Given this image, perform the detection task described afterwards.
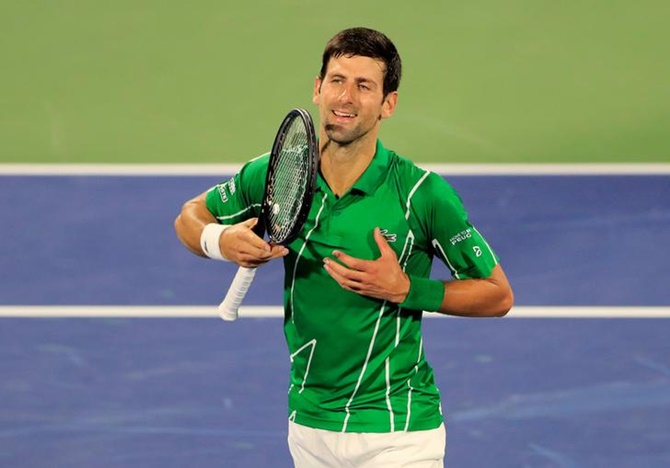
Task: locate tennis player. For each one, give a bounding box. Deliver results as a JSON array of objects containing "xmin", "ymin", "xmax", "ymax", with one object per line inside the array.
[{"xmin": 175, "ymin": 27, "xmax": 513, "ymax": 468}]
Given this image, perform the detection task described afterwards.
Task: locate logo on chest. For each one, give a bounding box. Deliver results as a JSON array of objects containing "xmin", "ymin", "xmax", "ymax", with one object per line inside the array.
[{"xmin": 379, "ymin": 228, "xmax": 397, "ymax": 243}]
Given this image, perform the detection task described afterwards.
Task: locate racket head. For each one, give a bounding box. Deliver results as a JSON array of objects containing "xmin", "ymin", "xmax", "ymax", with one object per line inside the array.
[{"xmin": 261, "ymin": 108, "xmax": 318, "ymax": 245}]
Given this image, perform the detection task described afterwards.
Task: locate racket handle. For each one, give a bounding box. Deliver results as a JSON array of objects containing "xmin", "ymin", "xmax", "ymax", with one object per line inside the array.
[{"xmin": 218, "ymin": 266, "xmax": 257, "ymax": 321}]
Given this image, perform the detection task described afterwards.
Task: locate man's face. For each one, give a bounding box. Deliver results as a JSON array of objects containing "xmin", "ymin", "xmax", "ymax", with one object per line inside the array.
[{"xmin": 313, "ymin": 55, "xmax": 397, "ymax": 147}]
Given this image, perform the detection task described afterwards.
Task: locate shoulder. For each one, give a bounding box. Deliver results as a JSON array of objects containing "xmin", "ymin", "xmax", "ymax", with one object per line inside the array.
[
  {"xmin": 238, "ymin": 152, "xmax": 270, "ymax": 183},
  {"xmin": 206, "ymin": 152, "xmax": 269, "ymax": 212},
  {"xmin": 389, "ymin": 151, "xmax": 461, "ymax": 204},
  {"xmin": 389, "ymin": 151, "xmax": 429, "ymax": 184}
]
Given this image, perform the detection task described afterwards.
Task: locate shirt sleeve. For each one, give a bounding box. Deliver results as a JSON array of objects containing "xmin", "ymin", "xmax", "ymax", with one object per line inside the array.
[
  {"xmin": 205, "ymin": 154, "xmax": 269, "ymax": 223},
  {"xmin": 420, "ymin": 172, "xmax": 499, "ymax": 280}
]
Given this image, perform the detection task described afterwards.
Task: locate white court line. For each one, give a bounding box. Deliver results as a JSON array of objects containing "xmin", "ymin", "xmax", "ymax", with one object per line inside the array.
[
  {"xmin": 1, "ymin": 166, "xmax": 666, "ymax": 318},
  {"xmin": 0, "ymin": 306, "xmax": 668, "ymax": 318},
  {"xmin": 1, "ymin": 163, "xmax": 670, "ymax": 176}
]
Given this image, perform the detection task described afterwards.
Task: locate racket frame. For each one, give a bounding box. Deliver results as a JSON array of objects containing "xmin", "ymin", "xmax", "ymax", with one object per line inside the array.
[
  {"xmin": 219, "ymin": 107, "xmax": 318, "ymax": 321},
  {"xmin": 258, "ymin": 108, "xmax": 318, "ymax": 246}
]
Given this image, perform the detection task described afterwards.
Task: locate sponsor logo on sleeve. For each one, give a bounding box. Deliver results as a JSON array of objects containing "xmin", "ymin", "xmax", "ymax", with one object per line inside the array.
[
  {"xmin": 449, "ymin": 228, "xmax": 472, "ymax": 245},
  {"xmin": 217, "ymin": 183, "xmax": 229, "ymax": 203}
]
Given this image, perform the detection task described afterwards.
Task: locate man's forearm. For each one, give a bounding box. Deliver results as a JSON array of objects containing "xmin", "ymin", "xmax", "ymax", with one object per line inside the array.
[
  {"xmin": 174, "ymin": 193, "xmax": 215, "ymax": 257},
  {"xmin": 437, "ymin": 264, "xmax": 513, "ymax": 317}
]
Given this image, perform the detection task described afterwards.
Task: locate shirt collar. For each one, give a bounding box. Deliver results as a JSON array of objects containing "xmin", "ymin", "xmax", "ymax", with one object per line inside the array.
[
  {"xmin": 350, "ymin": 139, "xmax": 390, "ymax": 195},
  {"xmin": 315, "ymin": 139, "xmax": 391, "ymax": 196}
]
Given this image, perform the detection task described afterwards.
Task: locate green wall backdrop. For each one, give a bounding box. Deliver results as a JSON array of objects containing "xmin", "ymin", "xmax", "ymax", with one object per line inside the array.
[{"xmin": 1, "ymin": 1, "xmax": 668, "ymax": 163}]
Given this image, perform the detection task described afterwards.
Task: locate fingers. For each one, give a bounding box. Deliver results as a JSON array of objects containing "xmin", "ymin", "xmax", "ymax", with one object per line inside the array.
[
  {"xmin": 331, "ymin": 249, "xmax": 366, "ymax": 271},
  {"xmin": 221, "ymin": 218, "xmax": 289, "ymax": 267},
  {"xmin": 241, "ymin": 217, "xmax": 258, "ymax": 231},
  {"xmin": 241, "ymin": 218, "xmax": 271, "ymax": 253},
  {"xmin": 330, "ymin": 227, "xmax": 396, "ymax": 270},
  {"xmin": 323, "ymin": 248, "xmax": 383, "ymax": 297},
  {"xmin": 373, "ymin": 227, "xmax": 398, "ymax": 260},
  {"xmin": 236, "ymin": 246, "xmax": 289, "ymax": 267},
  {"xmin": 322, "ymin": 228, "xmax": 409, "ymax": 303},
  {"xmin": 323, "ymin": 256, "xmax": 366, "ymax": 290},
  {"xmin": 239, "ymin": 242, "xmax": 289, "ymax": 267},
  {"xmin": 243, "ymin": 244, "xmax": 288, "ymax": 267},
  {"xmin": 323, "ymin": 255, "xmax": 390, "ymax": 299}
]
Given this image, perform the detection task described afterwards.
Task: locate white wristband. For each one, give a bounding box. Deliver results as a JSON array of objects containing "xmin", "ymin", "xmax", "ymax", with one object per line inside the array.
[{"xmin": 200, "ymin": 223, "xmax": 231, "ymax": 261}]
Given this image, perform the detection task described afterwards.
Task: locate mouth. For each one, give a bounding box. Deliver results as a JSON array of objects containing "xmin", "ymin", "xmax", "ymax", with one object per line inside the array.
[{"xmin": 332, "ymin": 110, "xmax": 357, "ymax": 119}]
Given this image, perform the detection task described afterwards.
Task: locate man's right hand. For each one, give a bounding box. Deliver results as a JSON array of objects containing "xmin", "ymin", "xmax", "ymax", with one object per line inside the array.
[{"xmin": 220, "ymin": 218, "xmax": 289, "ymax": 268}]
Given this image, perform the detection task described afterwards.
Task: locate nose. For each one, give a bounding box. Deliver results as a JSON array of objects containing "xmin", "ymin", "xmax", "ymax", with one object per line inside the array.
[{"xmin": 337, "ymin": 83, "xmax": 355, "ymax": 103}]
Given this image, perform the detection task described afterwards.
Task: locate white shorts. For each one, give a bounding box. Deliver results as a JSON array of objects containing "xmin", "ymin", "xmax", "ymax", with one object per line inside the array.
[{"xmin": 288, "ymin": 421, "xmax": 446, "ymax": 468}]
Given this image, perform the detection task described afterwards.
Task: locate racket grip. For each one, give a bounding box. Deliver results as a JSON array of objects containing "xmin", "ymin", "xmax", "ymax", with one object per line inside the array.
[{"xmin": 218, "ymin": 266, "xmax": 257, "ymax": 321}]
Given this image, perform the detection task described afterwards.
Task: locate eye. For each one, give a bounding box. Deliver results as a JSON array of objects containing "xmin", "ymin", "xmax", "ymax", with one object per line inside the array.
[{"xmin": 358, "ymin": 83, "xmax": 370, "ymax": 91}]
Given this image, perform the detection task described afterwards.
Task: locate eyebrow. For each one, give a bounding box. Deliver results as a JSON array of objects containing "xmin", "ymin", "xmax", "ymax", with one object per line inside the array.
[{"xmin": 329, "ymin": 73, "xmax": 378, "ymax": 86}]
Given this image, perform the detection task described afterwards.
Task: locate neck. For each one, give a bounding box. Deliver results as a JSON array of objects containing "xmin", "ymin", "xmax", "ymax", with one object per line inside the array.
[{"xmin": 319, "ymin": 137, "xmax": 377, "ymax": 197}]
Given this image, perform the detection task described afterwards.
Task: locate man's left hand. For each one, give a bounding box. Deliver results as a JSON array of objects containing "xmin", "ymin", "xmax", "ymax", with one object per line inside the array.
[{"xmin": 323, "ymin": 227, "xmax": 410, "ymax": 304}]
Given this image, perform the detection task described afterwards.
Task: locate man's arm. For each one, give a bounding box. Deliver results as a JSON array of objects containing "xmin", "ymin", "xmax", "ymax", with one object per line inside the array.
[
  {"xmin": 174, "ymin": 191, "xmax": 288, "ymax": 267},
  {"xmin": 174, "ymin": 191, "xmax": 217, "ymax": 257},
  {"xmin": 323, "ymin": 227, "xmax": 513, "ymax": 317},
  {"xmin": 437, "ymin": 263, "xmax": 513, "ymax": 317}
]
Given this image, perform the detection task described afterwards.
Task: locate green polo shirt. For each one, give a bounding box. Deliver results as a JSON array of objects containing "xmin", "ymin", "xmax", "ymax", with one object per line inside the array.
[{"xmin": 206, "ymin": 140, "xmax": 499, "ymax": 433}]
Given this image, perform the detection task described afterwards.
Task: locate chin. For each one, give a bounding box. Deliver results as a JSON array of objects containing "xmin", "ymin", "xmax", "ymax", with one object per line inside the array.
[{"xmin": 324, "ymin": 126, "xmax": 352, "ymax": 145}]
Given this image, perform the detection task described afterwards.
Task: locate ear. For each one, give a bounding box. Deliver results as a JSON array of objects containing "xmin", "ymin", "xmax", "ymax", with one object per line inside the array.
[
  {"xmin": 312, "ymin": 77, "xmax": 322, "ymax": 105},
  {"xmin": 380, "ymin": 91, "xmax": 398, "ymax": 120}
]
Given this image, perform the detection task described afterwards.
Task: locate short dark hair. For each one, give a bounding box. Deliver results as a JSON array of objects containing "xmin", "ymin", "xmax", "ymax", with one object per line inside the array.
[{"xmin": 319, "ymin": 27, "xmax": 402, "ymax": 98}]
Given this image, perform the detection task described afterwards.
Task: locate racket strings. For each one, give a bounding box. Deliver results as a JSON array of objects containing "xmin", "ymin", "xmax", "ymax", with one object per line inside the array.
[{"xmin": 266, "ymin": 120, "xmax": 310, "ymax": 243}]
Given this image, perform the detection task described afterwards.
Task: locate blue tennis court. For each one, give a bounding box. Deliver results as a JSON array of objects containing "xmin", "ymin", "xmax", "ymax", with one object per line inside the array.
[{"xmin": 1, "ymin": 172, "xmax": 669, "ymax": 467}]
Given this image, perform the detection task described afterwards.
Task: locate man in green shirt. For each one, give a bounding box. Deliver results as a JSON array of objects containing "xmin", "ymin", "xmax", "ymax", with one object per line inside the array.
[{"xmin": 175, "ymin": 27, "xmax": 513, "ymax": 468}]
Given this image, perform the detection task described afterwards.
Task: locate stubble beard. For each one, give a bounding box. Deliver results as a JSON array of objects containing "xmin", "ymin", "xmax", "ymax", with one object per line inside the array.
[
  {"xmin": 323, "ymin": 120, "xmax": 371, "ymax": 147},
  {"xmin": 324, "ymin": 125, "xmax": 354, "ymax": 146}
]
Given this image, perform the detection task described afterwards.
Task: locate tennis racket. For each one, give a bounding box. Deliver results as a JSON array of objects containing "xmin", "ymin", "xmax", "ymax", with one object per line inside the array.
[{"xmin": 218, "ymin": 108, "xmax": 319, "ymax": 321}]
